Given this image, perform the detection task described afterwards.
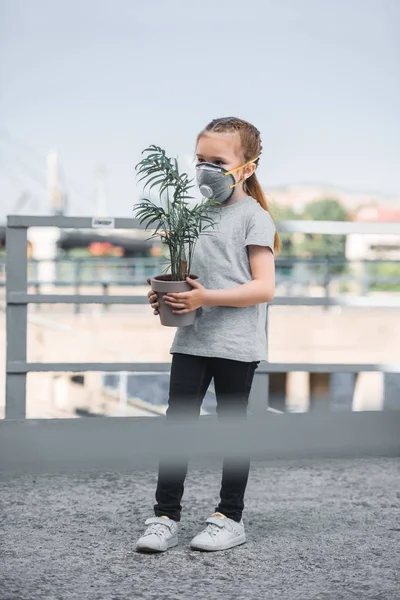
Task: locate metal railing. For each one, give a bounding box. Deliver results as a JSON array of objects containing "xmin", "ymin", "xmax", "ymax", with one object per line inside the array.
[
  {"xmin": 5, "ymin": 214, "xmax": 400, "ymax": 418},
  {"xmin": 0, "ymin": 256, "xmax": 163, "ymax": 286},
  {"xmin": 2, "ymin": 255, "xmax": 400, "ymax": 296},
  {"xmin": 1, "ymin": 214, "xmax": 400, "ymax": 472}
]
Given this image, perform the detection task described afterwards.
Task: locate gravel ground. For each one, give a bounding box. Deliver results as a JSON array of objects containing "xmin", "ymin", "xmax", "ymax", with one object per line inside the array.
[{"xmin": 1, "ymin": 459, "xmax": 399, "ymax": 600}]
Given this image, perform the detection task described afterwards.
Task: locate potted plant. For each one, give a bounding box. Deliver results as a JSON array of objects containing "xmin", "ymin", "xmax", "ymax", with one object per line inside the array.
[{"xmin": 133, "ymin": 145, "xmax": 217, "ymax": 327}]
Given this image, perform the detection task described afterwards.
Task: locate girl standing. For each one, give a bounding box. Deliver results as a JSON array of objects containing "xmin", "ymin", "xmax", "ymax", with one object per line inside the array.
[{"xmin": 136, "ymin": 117, "xmax": 279, "ymax": 553}]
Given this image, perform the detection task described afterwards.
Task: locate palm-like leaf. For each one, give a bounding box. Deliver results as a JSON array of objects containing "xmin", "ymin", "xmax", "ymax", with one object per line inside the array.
[{"xmin": 133, "ymin": 146, "xmax": 219, "ymax": 280}]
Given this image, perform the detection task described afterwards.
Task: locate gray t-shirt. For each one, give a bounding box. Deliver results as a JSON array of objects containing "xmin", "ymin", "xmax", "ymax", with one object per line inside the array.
[{"xmin": 170, "ymin": 196, "xmax": 276, "ymax": 362}]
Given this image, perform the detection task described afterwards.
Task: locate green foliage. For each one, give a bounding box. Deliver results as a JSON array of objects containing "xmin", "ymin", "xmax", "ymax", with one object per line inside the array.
[
  {"xmin": 276, "ymin": 198, "xmax": 349, "ymax": 262},
  {"xmin": 368, "ymin": 261, "xmax": 400, "ymax": 292},
  {"xmin": 274, "ymin": 198, "xmax": 350, "ymax": 276},
  {"xmin": 303, "ymin": 198, "xmax": 348, "ymax": 222},
  {"xmin": 133, "ymin": 146, "xmax": 218, "ymax": 281},
  {"xmin": 300, "ymin": 198, "xmax": 348, "ymax": 259}
]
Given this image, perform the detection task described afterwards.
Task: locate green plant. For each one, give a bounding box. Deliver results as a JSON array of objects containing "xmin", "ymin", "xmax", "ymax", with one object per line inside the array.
[
  {"xmin": 133, "ymin": 146, "xmax": 217, "ymax": 281},
  {"xmin": 300, "ymin": 198, "xmax": 348, "ymax": 262},
  {"xmin": 368, "ymin": 261, "xmax": 400, "ymax": 292}
]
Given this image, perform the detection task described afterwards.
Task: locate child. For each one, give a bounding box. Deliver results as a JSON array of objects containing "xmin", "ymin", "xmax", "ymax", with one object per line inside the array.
[{"xmin": 136, "ymin": 116, "xmax": 279, "ymax": 553}]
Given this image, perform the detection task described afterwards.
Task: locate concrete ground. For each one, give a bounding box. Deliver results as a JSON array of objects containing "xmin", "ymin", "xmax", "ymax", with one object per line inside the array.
[{"xmin": 1, "ymin": 458, "xmax": 399, "ymax": 600}]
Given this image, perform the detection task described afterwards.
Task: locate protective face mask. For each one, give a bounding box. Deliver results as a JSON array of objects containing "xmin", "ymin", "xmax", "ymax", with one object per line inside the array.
[{"xmin": 195, "ymin": 157, "xmax": 258, "ymax": 204}]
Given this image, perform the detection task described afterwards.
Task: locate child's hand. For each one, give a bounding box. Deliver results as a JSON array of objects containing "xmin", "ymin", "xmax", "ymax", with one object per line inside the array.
[
  {"xmin": 147, "ymin": 277, "xmax": 159, "ymax": 316},
  {"xmin": 164, "ymin": 277, "xmax": 208, "ymax": 314}
]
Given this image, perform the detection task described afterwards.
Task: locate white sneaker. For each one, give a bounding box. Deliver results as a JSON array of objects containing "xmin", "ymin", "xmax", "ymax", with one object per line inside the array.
[
  {"xmin": 136, "ymin": 517, "xmax": 178, "ymax": 553},
  {"xmin": 190, "ymin": 513, "xmax": 246, "ymax": 552}
]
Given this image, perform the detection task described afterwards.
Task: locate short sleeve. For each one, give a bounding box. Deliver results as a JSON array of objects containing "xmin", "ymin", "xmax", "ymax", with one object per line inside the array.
[{"xmin": 245, "ymin": 210, "xmax": 276, "ymax": 254}]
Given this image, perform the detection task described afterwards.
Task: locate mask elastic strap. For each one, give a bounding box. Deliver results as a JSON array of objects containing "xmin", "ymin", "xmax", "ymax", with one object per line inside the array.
[
  {"xmin": 228, "ymin": 179, "xmax": 243, "ymax": 190},
  {"xmin": 223, "ymin": 156, "xmax": 259, "ymax": 177}
]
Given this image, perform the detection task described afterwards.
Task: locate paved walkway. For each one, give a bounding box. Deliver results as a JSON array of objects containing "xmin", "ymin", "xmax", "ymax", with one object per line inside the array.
[{"xmin": 1, "ymin": 458, "xmax": 399, "ymax": 600}]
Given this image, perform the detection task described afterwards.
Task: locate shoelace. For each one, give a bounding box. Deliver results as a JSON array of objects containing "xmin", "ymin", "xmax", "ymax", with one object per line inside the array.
[
  {"xmin": 145, "ymin": 523, "xmax": 169, "ymax": 539},
  {"xmin": 204, "ymin": 523, "xmax": 223, "ymax": 538}
]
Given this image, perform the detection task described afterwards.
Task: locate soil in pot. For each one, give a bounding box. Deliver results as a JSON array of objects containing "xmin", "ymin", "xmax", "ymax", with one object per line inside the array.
[{"xmin": 150, "ymin": 274, "xmax": 199, "ymax": 327}]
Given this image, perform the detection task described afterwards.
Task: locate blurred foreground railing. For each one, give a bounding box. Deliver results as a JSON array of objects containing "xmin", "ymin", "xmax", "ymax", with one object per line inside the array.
[{"xmin": 1, "ymin": 215, "xmax": 400, "ymax": 473}]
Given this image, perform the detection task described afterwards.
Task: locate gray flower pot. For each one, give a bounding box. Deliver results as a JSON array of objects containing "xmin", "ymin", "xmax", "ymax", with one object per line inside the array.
[{"xmin": 151, "ymin": 274, "xmax": 199, "ymax": 327}]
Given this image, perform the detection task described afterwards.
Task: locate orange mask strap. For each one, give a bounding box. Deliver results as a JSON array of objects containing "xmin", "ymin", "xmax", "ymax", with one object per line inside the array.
[
  {"xmin": 223, "ymin": 156, "xmax": 259, "ymax": 177},
  {"xmin": 224, "ymin": 156, "xmax": 259, "ymax": 189}
]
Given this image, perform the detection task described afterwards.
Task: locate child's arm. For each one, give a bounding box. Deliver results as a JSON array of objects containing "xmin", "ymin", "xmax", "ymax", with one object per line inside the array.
[
  {"xmin": 164, "ymin": 246, "xmax": 274, "ymax": 314},
  {"xmin": 205, "ymin": 246, "xmax": 275, "ymax": 308}
]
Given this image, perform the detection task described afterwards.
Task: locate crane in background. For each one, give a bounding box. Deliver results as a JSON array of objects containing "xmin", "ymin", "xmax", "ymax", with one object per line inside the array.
[{"xmin": 0, "ymin": 129, "xmax": 95, "ymax": 217}]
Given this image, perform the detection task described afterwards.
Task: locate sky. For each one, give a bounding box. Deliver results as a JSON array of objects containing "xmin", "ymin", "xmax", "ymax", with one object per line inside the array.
[{"xmin": 0, "ymin": 0, "xmax": 399, "ymax": 218}]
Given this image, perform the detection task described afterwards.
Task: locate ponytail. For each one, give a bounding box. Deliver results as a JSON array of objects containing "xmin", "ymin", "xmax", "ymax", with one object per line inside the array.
[{"xmin": 246, "ymin": 173, "xmax": 281, "ymax": 254}]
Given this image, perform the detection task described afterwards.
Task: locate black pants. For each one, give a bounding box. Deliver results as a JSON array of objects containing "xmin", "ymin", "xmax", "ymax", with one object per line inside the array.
[{"xmin": 154, "ymin": 353, "xmax": 259, "ymax": 523}]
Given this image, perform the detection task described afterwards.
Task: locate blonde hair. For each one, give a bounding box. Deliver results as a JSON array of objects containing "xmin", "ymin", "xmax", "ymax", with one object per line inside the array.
[{"xmin": 197, "ymin": 117, "xmax": 280, "ymax": 253}]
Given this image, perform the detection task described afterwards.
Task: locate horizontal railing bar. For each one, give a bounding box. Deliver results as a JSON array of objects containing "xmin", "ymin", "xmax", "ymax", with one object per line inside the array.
[
  {"xmin": 8, "ymin": 361, "xmax": 400, "ymax": 374},
  {"xmin": 3, "ymin": 256, "xmax": 400, "ymax": 266},
  {"xmin": 2, "ymin": 281, "xmax": 400, "ymax": 291},
  {"xmin": 271, "ymin": 296, "xmax": 400, "ymax": 308},
  {"xmin": 6, "ymin": 215, "xmax": 400, "ymax": 235},
  {"xmin": 264, "ymin": 363, "xmax": 400, "ymax": 373},
  {"xmin": 0, "ymin": 257, "xmax": 164, "ymax": 265},
  {"xmin": 278, "ymin": 220, "xmax": 400, "ymax": 235},
  {"xmin": 7, "ymin": 292, "xmax": 400, "ymax": 308},
  {"xmin": 7, "ymin": 216, "xmax": 147, "ymax": 229},
  {"xmin": 8, "ymin": 293, "xmax": 148, "ymax": 304},
  {"xmin": 8, "ymin": 362, "xmax": 171, "ymax": 373},
  {"xmin": 32, "ymin": 282, "xmax": 152, "ymax": 287},
  {"xmin": 2, "ymin": 283, "xmax": 400, "ymax": 293},
  {"xmin": 1, "ymin": 413, "xmax": 399, "ymax": 474},
  {"xmin": 1, "ymin": 282, "xmax": 151, "ymax": 288}
]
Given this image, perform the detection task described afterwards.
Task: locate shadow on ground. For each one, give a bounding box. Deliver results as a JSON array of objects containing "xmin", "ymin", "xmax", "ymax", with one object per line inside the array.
[{"xmin": 1, "ymin": 458, "xmax": 399, "ymax": 600}]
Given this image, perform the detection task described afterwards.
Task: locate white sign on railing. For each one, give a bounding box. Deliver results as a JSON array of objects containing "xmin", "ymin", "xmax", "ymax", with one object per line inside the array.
[{"xmin": 91, "ymin": 217, "xmax": 115, "ymax": 229}]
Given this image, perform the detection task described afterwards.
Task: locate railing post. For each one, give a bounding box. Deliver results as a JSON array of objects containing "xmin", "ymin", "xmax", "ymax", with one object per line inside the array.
[
  {"xmin": 119, "ymin": 372, "xmax": 128, "ymax": 406},
  {"xmin": 34, "ymin": 282, "xmax": 41, "ymax": 312},
  {"xmin": 323, "ymin": 258, "xmax": 331, "ymax": 310},
  {"xmin": 102, "ymin": 282, "xmax": 109, "ymax": 312},
  {"xmin": 329, "ymin": 372, "xmax": 356, "ymax": 411},
  {"xmin": 5, "ymin": 222, "xmax": 28, "ymax": 419},
  {"xmin": 361, "ymin": 261, "xmax": 369, "ymax": 296},
  {"xmin": 74, "ymin": 259, "xmax": 81, "ymax": 314}
]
